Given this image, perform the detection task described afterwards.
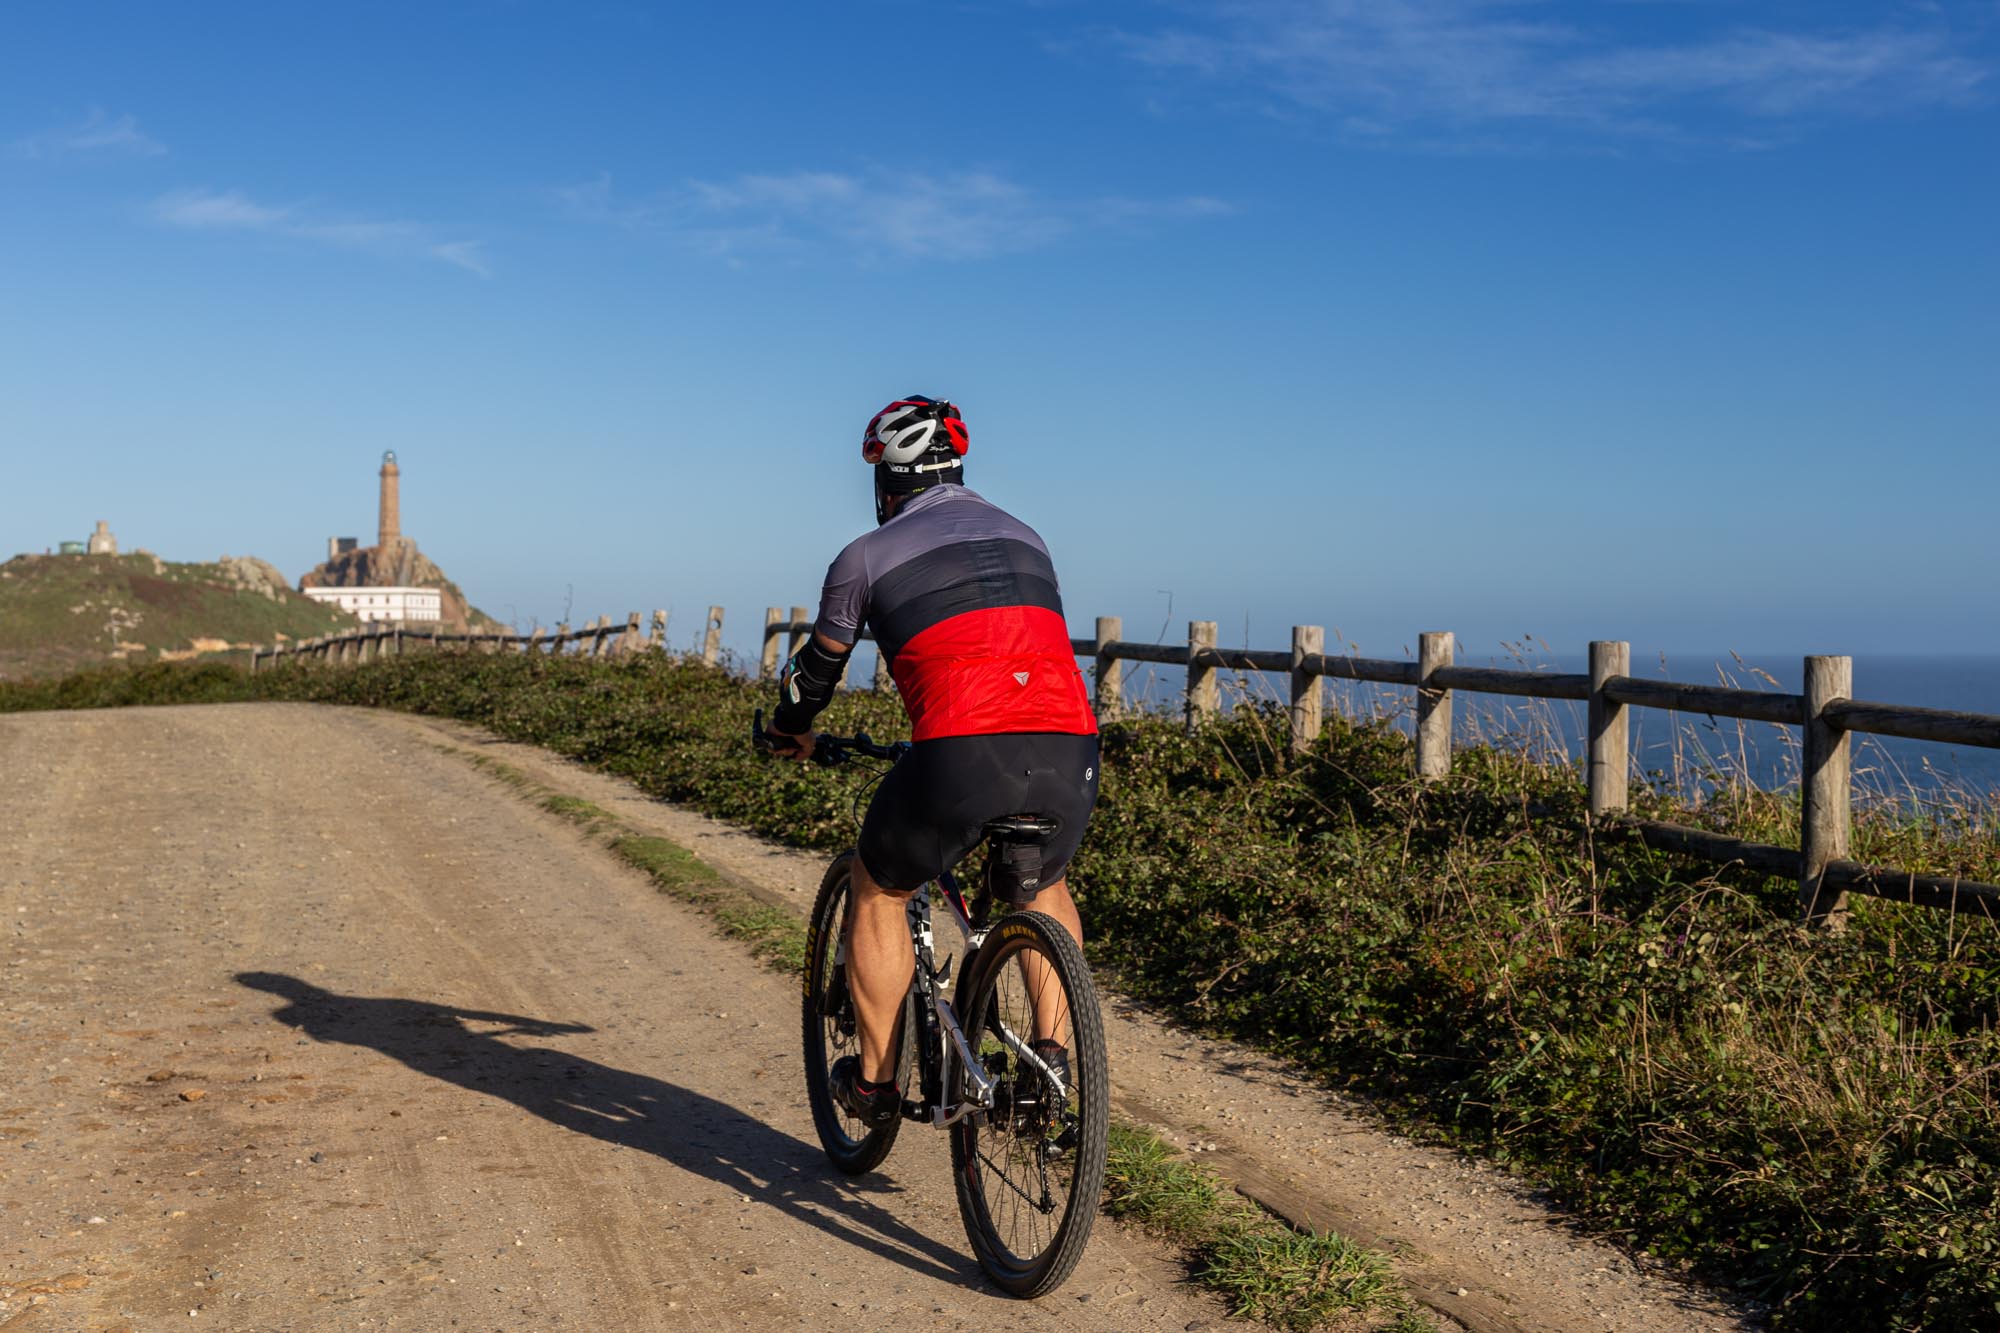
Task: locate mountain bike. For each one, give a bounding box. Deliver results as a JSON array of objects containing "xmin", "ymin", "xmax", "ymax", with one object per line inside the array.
[{"xmin": 752, "ymin": 711, "xmax": 1109, "ymax": 1298}]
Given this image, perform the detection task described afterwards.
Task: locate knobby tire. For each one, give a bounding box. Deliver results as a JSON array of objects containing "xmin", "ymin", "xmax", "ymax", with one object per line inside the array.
[
  {"xmin": 950, "ymin": 909, "xmax": 1109, "ymax": 1298},
  {"xmin": 802, "ymin": 852, "xmax": 901, "ymax": 1175}
]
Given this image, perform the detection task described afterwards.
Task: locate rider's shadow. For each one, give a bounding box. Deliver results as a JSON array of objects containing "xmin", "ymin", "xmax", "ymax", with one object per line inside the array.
[{"xmin": 233, "ymin": 971, "xmax": 973, "ymax": 1285}]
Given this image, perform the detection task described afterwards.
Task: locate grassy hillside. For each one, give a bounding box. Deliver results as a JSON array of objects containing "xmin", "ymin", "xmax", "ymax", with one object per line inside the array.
[
  {"xmin": 4, "ymin": 650, "xmax": 1996, "ymax": 1328},
  {"xmin": 0, "ymin": 553, "xmax": 356, "ymax": 680}
]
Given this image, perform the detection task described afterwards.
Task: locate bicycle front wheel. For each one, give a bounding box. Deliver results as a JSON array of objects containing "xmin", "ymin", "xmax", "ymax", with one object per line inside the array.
[
  {"xmin": 950, "ymin": 910, "xmax": 1109, "ymax": 1298},
  {"xmin": 802, "ymin": 852, "xmax": 901, "ymax": 1174}
]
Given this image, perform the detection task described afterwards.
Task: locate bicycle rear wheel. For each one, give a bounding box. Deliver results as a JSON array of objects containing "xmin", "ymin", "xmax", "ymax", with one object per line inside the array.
[
  {"xmin": 950, "ymin": 910, "xmax": 1109, "ymax": 1298},
  {"xmin": 802, "ymin": 853, "xmax": 901, "ymax": 1174}
]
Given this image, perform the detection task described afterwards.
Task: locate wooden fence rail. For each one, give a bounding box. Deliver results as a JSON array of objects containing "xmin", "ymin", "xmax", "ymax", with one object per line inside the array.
[
  {"xmin": 751, "ymin": 609, "xmax": 2000, "ymax": 925},
  {"xmin": 250, "ymin": 606, "xmax": 2000, "ymax": 925}
]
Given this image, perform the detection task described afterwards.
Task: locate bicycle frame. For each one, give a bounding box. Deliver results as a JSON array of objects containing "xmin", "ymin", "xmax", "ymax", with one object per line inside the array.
[
  {"xmin": 903, "ymin": 868, "xmax": 996, "ymax": 1127},
  {"xmin": 759, "ymin": 711, "xmax": 1071, "ymax": 1124}
]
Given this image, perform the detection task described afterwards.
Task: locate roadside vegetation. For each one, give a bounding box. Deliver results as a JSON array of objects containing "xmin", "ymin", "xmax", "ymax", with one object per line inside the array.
[
  {"xmin": 1106, "ymin": 1123, "xmax": 1436, "ymax": 1332},
  {"xmin": 6, "ymin": 650, "xmax": 1998, "ymax": 1329}
]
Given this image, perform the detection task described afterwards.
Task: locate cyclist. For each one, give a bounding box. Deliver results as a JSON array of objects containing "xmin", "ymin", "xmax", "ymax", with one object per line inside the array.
[{"xmin": 766, "ymin": 395, "xmax": 1099, "ymax": 1129}]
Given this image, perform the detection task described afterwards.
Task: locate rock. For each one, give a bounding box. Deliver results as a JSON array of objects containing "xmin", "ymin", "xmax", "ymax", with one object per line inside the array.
[
  {"xmin": 145, "ymin": 1070, "xmax": 173, "ymax": 1083},
  {"xmin": 179, "ymin": 1088, "xmax": 206, "ymax": 1102}
]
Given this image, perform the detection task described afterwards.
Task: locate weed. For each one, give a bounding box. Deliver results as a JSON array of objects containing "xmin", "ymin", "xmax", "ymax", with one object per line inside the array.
[
  {"xmin": 1106, "ymin": 1121, "xmax": 1424, "ymax": 1330},
  {"xmin": 1206, "ymin": 1229, "xmax": 1399, "ymax": 1331}
]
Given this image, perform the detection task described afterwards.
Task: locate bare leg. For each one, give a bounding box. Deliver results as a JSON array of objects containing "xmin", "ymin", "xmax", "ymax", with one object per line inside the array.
[
  {"xmin": 1018, "ymin": 878, "xmax": 1082, "ymax": 1046},
  {"xmin": 845, "ymin": 858, "xmax": 913, "ymax": 1084}
]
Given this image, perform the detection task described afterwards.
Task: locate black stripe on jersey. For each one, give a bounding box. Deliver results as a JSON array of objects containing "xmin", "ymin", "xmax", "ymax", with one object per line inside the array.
[{"xmin": 867, "ymin": 537, "xmax": 1065, "ymax": 657}]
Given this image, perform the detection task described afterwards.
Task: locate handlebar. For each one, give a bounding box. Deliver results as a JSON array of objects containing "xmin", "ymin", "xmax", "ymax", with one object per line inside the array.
[{"xmin": 753, "ymin": 709, "xmax": 911, "ymax": 768}]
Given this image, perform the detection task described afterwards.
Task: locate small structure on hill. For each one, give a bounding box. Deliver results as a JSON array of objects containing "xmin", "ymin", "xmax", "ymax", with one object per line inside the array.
[{"xmin": 87, "ymin": 521, "xmax": 118, "ymax": 555}]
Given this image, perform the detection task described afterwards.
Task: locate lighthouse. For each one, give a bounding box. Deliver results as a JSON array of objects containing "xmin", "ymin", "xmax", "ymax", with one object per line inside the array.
[{"xmin": 378, "ymin": 450, "xmax": 400, "ymax": 549}]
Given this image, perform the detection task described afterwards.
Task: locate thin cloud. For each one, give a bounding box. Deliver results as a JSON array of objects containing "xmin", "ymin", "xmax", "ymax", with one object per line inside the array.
[
  {"xmin": 11, "ymin": 108, "xmax": 166, "ymax": 160},
  {"xmin": 556, "ymin": 169, "xmax": 1231, "ymax": 262},
  {"xmin": 1113, "ymin": 1, "xmax": 1990, "ymax": 146},
  {"xmin": 152, "ymin": 188, "xmax": 490, "ymax": 276}
]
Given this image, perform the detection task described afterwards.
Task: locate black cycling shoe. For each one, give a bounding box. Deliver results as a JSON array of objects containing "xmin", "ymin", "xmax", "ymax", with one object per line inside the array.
[
  {"xmin": 1030, "ymin": 1038, "xmax": 1071, "ymax": 1097},
  {"xmin": 830, "ymin": 1055, "xmax": 901, "ymax": 1129}
]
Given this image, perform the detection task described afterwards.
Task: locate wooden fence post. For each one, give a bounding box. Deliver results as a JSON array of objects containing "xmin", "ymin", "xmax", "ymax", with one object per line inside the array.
[
  {"xmin": 1801, "ymin": 655, "xmax": 1854, "ymax": 924},
  {"xmin": 760, "ymin": 608, "xmax": 782, "ymax": 679},
  {"xmin": 1290, "ymin": 625, "xmax": 1324, "ymax": 754},
  {"xmin": 873, "ymin": 647, "xmax": 893, "ymax": 692},
  {"xmin": 619, "ymin": 611, "xmax": 642, "ymax": 656},
  {"xmin": 1095, "ymin": 616, "xmax": 1123, "ymax": 720},
  {"xmin": 1416, "ymin": 631, "xmax": 1454, "ymax": 780},
  {"xmin": 648, "ymin": 610, "xmax": 667, "ymax": 652},
  {"xmin": 788, "ymin": 606, "xmax": 809, "ymax": 659},
  {"xmin": 528, "ymin": 627, "xmax": 543, "ymax": 657},
  {"xmin": 1186, "ymin": 620, "xmax": 1218, "ymax": 729},
  {"xmin": 1588, "ymin": 640, "xmax": 1631, "ymax": 815},
  {"xmin": 702, "ymin": 607, "xmax": 724, "ymax": 665}
]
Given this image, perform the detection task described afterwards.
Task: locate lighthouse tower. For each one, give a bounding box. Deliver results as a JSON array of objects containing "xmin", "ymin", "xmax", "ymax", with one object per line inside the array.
[{"xmin": 378, "ymin": 450, "xmax": 401, "ymax": 549}]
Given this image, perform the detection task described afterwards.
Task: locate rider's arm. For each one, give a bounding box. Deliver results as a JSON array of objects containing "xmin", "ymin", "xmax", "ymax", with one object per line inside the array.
[
  {"xmin": 771, "ymin": 538, "xmax": 869, "ymax": 738},
  {"xmin": 773, "ymin": 631, "xmax": 852, "ymax": 736}
]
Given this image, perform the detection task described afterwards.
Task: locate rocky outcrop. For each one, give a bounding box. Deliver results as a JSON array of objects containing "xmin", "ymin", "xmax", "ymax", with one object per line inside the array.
[
  {"xmin": 213, "ymin": 555, "xmax": 290, "ymax": 601},
  {"xmin": 297, "ymin": 538, "xmax": 499, "ymax": 632}
]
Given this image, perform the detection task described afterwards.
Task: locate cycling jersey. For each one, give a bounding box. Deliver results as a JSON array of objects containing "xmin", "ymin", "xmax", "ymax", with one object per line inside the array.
[{"xmin": 814, "ymin": 486, "xmax": 1096, "ymax": 742}]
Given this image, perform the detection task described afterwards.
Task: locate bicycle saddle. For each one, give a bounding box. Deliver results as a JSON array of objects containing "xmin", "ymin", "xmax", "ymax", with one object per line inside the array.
[{"xmin": 984, "ymin": 814, "xmax": 1060, "ymax": 843}]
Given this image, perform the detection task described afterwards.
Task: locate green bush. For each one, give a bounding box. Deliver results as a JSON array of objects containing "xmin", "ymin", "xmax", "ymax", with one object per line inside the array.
[{"xmin": 8, "ymin": 651, "xmax": 1998, "ymax": 1329}]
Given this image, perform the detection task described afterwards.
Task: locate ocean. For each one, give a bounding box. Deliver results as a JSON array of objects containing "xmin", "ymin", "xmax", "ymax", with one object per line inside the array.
[{"xmin": 1116, "ymin": 652, "xmax": 2000, "ymax": 806}]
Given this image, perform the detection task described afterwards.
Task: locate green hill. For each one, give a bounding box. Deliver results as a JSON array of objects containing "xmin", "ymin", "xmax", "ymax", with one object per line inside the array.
[{"xmin": 0, "ymin": 552, "xmax": 357, "ymax": 680}]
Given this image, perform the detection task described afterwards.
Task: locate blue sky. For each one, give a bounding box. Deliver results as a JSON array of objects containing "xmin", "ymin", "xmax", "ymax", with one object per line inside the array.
[{"xmin": 3, "ymin": 0, "xmax": 1996, "ymax": 667}]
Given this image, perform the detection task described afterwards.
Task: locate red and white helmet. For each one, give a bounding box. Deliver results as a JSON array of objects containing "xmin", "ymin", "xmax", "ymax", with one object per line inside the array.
[{"xmin": 862, "ymin": 396, "xmax": 969, "ymax": 466}]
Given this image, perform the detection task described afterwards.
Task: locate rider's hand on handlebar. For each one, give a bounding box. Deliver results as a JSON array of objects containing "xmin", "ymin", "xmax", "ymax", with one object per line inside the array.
[{"xmin": 765, "ymin": 725, "xmax": 817, "ymax": 763}]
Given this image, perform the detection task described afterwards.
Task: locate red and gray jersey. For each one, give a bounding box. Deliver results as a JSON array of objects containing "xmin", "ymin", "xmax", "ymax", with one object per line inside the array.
[{"xmin": 814, "ymin": 486, "xmax": 1096, "ymax": 742}]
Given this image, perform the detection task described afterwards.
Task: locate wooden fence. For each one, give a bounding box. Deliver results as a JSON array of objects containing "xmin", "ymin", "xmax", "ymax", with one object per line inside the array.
[
  {"xmin": 755, "ymin": 609, "xmax": 2000, "ymax": 925},
  {"xmin": 251, "ymin": 607, "xmax": 718, "ymax": 669},
  {"xmin": 253, "ymin": 604, "xmax": 2000, "ymax": 924}
]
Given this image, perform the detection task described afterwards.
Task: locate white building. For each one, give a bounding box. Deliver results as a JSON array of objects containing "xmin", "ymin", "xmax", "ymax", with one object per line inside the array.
[{"xmin": 303, "ymin": 586, "xmax": 442, "ymax": 624}]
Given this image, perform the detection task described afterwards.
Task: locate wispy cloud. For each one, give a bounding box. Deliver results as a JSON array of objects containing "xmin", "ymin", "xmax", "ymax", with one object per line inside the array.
[
  {"xmin": 1111, "ymin": 1, "xmax": 1990, "ymax": 147},
  {"xmin": 10, "ymin": 107, "xmax": 166, "ymax": 160},
  {"xmin": 557, "ymin": 168, "xmax": 1231, "ymax": 262},
  {"xmin": 152, "ymin": 188, "xmax": 490, "ymax": 276}
]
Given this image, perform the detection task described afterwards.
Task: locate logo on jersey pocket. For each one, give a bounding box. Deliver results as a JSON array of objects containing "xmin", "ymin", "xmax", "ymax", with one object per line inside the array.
[{"xmin": 1012, "ymin": 671, "xmax": 1030, "ymax": 686}]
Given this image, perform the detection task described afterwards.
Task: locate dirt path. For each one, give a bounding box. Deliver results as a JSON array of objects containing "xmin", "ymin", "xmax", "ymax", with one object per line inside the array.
[
  {"xmin": 389, "ymin": 707, "xmax": 1753, "ymax": 1333},
  {"xmin": 0, "ymin": 706, "xmax": 1218, "ymax": 1331}
]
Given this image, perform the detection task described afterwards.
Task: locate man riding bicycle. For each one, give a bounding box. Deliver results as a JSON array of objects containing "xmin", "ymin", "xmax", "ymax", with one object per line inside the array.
[{"xmin": 766, "ymin": 395, "xmax": 1100, "ymax": 1130}]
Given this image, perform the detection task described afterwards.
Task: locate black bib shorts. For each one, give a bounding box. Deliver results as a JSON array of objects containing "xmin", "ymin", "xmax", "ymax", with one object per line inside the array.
[{"xmin": 857, "ymin": 732, "xmax": 1100, "ymax": 897}]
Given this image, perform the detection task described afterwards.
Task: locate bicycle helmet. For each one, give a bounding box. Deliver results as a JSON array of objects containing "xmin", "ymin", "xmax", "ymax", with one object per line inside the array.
[{"xmin": 864, "ymin": 395, "xmax": 968, "ymax": 525}]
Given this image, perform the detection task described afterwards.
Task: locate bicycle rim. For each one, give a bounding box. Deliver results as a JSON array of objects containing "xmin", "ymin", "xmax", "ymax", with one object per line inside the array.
[
  {"xmin": 950, "ymin": 910, "xmax": 1109, "ymax": 1298},
  {"xmin": 802, "ymin": 853, "xmax": 900, "ymax": 1174}
]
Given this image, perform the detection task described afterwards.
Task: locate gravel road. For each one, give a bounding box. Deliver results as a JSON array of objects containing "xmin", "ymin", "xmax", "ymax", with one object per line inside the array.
[{"xmin": 0, "ymin": 706, "xmax": 1221, "ymax": 1331}]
